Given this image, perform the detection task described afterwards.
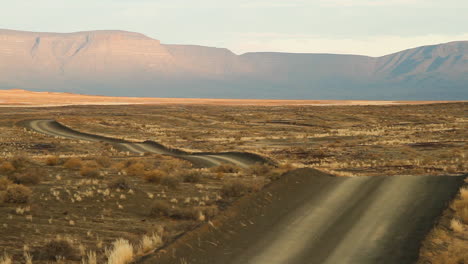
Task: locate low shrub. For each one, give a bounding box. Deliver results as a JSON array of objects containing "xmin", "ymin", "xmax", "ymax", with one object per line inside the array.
[
  {"xmin": 211, "ymin": 163, "xmax": 241, "ymax": 174},
  {"xmin": 80, "ymin": 166, "xmax": 100, "ymax": 178},
  {"xmin": 45, "ymin": 156, "xmax": 60, "ymax": 166},
  {"xmin": 64, "ymin": 157, "xmax": 83, "ymax": 170},
  {"xmin": 221, "ymin": 180, "xmax": 252, "ymax": 198},
  {"xmin": 160, "ymin": 175, "xmax": 181, "ymax": 189},
  {"xmin": 3, "ymin": 184, "xmax": 32, "ymax": 203},
  {"xmin": 126, "ymin": 162, "xmax": 145, "ymax": 176},
  {"xmin": 201, "ymin": 206, "xmax": 219, "ymax": 220},
  {"xmin": 106, "ymin": 239, "xmax": 134, "ymax": 264},
  {"xmin": 11, "ymin": 170, "xmax": 42, "ymax": 185},
  {"xmin": 144, "ymin": 170, "xmax": 166, "ymax": 183},
  {"xmin": 0, "ymin": 161, "xmax": 15, "ymax": 174},
  {"xmin": 109, "ymin": 177, "xmax": 130, "ymax": 190},
  {"xmin": 149, "ymin": 201, "xmax": 199, "ymax": 220},
  {"xmin": 150, "ymin": 201, "xmax": 172, "ymax": 217},
  {"xmin": 0, "ymin": 177, "xmax": 12, "ymax": 191},
  {"xmin": 10, "ymin": 155, "xmax": 31, "ymax": 170},
  {"xmin": 38, "ymin": 238, "xmax": 79, "ymax": 261},
  {"xmin": 181, "ymin": 170, "xmax": 203, "ymax": 183},
  {"xmin": 170, "ymin": 207, "xmax": 199, "ymax": 220},
  {"xmin": 247, "ymin": 163, "xmax": 272, "ymax": 176},
  {"xmin": 96, "ymin": 155, "xmax": 112, "ymax": 168}
]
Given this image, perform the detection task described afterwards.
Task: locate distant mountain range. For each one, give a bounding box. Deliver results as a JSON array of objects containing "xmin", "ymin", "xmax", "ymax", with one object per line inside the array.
[{"xmin": 0, "ymin": 29, "xmax": 467, "ymax": 100}]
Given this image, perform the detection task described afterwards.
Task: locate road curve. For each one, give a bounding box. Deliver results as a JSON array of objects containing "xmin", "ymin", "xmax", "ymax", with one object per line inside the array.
[
  {"xmin": 19, "ymin": 119, "xmax": 270, "ymax": 168},
  {"xmin": 140, "ymin": 169, "xmax": 466, "ymax": 264}
]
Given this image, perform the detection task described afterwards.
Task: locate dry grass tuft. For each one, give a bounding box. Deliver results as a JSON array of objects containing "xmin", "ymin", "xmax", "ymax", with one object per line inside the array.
[
  {"xmin": 109, "ymin": 177, "xmax": 130, "ymax": 190},
  {"xmin": 40, "ymin": 237, "xmax": 79, "ymax": 261},
  {"xmin": 181, "ymin": 170, "xmax": 203, "ymax": 183},
  {"xmin": 0, "ymin": 162, "xmax": 15, "ymax": 174},
  {"xmin": 3, "ymin": 184, "xmax": 32, "ymax": 203},
  {"xmin": 160, "ymin": 175, "xmax": 181, "ymax": 189},
  {"xmin": 0, "ymin": 177, "xmax": 12, "ymax": 191},
  {"xmin": 11, "ymin": 169, "xmax": 42, "ymax": 185},
  {"xmin": 96, "ymin": 156, "xmax": 112, "ymax": 168},
  {"xmin": 450, "ymin": 219, "xmax": 465, "ymax": 233},
  {"xmin": 221, "ymin": 180, "xmax": 253, "ymax": 198},
  {"xmin": 149, "ymin": 201, "xmax": 172, "ymax": 217},
  {"xmin": 211, "ymin": 163, "xmax": 241, "ymax": 174},
  {"xmin": 106, "ymin": 239, "xmax": 134, "ymax": 264},
  {"xmin": 125, "ymin": 162, "xmax": 145, "ymax": 176},
  {"xmin": 0, "ymin": 254, "xmax": 12, "ymax": 264},
  {"xmin": 80, "ymin": 165, "xmax": 100, "ymax": 178},
  {"xmin": 64, "ymin": 157, "xmax": 83, "ymax": 170},
  {"xmin": 45, "ymin": 156, "xmax": 60, "ymax": 166},
  {"xmin": 247, "ymin": 163, "xmax": 272, "ymax": 176},
  {"xmin": 143, "ymin": 170, "xmax": 166, "ymax": 183},
  {"xmin": 149, "ymin": 201, "xmax": 198, "ymax": 220},
  {"xmin": 137, "ymin": 233, "xmax": 163, "ymax": 255},
  {"xmin": 82, "ymin": 251, "xmax": 97, "ymax": 264}
]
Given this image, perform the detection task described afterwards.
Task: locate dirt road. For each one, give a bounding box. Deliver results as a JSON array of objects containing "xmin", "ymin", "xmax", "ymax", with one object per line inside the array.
[
  {"xmin": 141, "ymin": 169, "xmax": 466, "ymax": 264},
  {"xmin": 20, "ymin": 119, "xmax": 268, "ymax": 168}
]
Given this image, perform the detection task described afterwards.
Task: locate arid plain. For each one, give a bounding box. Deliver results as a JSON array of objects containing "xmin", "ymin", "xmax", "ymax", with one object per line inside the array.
[{"xmin": 0, "ymin": 94, "xmax": 466, "ymax": 263}]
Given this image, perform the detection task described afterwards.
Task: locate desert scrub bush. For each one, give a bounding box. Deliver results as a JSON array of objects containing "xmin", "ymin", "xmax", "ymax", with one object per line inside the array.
[
  {"xmin": 160, "ymin": 159, "xmax": 191, "ymax": 172},
  {"xmin": 149, "ymin": 201, "xmax": 172, "ymax": 217},
  {"xmin": 210, "ymin": 163, "xmax": 241, "ymax": 174},
  {"xmin": 0, "ymin": 254, "xmax": 12, "ymax": 264},
  {"xmin": 143, "ymin": 169, "xmax": 166, "ymax": 183},
  {"xmin": 3, "ymin": 184, "xmax": 32, "ymax": 203},
  {"xmin": 125, "ymin": 162, "xmax": 145, "ymax": 176},
  {"xmin": 181, "ymin": 170, "xmax": 203, "ymax": 183},
  {"xmin": 80, "ymin": 165, "xmax": 100, "ymax": 178},
  {"xmin": 0, "ymin": 177, "xmax": 12, "ymax": 190},
  {"xmin": 0, "ymin": 161, "xmax": 15, "ymax": 174},
  {"xmin": 160, "ymin": 175, "xmax": 181, "ymax": 189},
  {"xmin": 109, "ymin": 177, "xmax": 130, "ymax": 190},
  {"xmin": 221, "ymin": 180, "xmax": 253, "ymax": 198},
  {"xmin": 137, "ymin": 233, "xmax": 163, "ymax": 255},
  {"xmin": 10, "ymin": 155, "xmax": 31, "ymax": 170},
  {"xmin": 64, "ymin": 157, "xmax": 83, "ymax": 169},
  {"xmin": 149, "ymin": 201, "xmax": 199, "ymax": 220},
  {"xmin": 96, "ymin": 155, "xmax": 112, "ymax": 168},
  {"xmin": 45, "ymin": 155, "xmax": 60, "ymax": 166},
  {"xmin": 38, "ymin": 237, "xmax": 79, "ymax": 261},
  {"xmin": 10, "ymin": 168, "xmax": 44, "ymax": 185},
  {"xmin": 247, "ymin": 163, "xmax": 272, "ymax": 176},
  {"xmin": 106, "ymin": 238, "xmax": 134, "ymax": 264}
]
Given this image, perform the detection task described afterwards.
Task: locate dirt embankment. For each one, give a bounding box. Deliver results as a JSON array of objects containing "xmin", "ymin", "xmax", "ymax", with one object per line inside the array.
[{"xmin": 139, "ymin": 169, "xmax": 466, "ymax": 264}]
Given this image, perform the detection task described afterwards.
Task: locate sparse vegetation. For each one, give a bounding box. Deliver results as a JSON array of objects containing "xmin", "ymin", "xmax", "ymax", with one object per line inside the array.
[
  {"xmin": 3, "ymin": 184, "xmax": 32, "ymax": 203},
  {"xmin": 39, "ymin": 237, "xmax": 79, "ymax": 261},
  {"xmin": 221, "ymin": 180, "xmax": 252, "ymax": 198},
  {"xmin": 106, "ymin": 239, "xmax": 133, "ymax": 264},
  {"xmin": 45, "ymin": 155, "xmax": 60, "ymax": 166},
  {"xmin": 64, "ymin": 157, "xmax": 83, "ymax": 169},
  {"xmin": 143, "ymin": 169, "xmax": 166, "ymax": 183},
  {"xmin": 0, "ymin": 102, "xmax": 465, "ymax": 262},
  {"xmin": 160, "ymin": 175, "xmax": 181, "ymax": 189}
]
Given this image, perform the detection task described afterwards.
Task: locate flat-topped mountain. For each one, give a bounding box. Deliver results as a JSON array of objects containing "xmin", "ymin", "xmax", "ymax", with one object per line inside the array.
[{"xmin": 0, "ymin": 29, "xmax": 466, "ymax": 99}]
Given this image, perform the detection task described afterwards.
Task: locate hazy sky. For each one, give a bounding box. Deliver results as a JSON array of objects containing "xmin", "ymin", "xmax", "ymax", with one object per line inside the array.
[{"xmin": 1, "ymin": 0, "xmax": 467, "ymax": 56}]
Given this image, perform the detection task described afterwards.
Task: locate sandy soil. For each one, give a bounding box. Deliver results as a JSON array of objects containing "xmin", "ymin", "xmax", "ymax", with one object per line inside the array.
[
  {"xmin": 141, "ymin": 168, "xmax": 466, "ymax": 264},
  {"xmin": 0, "ymin": 89, "xmax": 459, "ymax": 106}
]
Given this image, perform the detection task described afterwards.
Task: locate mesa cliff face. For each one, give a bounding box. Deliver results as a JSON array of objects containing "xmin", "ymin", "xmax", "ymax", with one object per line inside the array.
[{"xmin": 0, "ymin": 29, "xmax": 466, "ymax": 99}]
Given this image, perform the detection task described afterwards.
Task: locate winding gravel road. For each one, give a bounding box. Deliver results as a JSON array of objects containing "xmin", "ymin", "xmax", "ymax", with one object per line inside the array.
[
  {"xmin": 142, "ymin": 169, "xmax": 466, "ymax": 264},
  {"xmin": 20, "ymin": 119, "xmax": 268, "ymax": 168}
]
